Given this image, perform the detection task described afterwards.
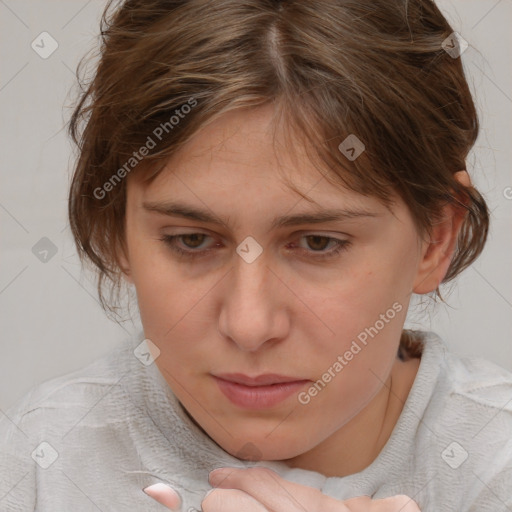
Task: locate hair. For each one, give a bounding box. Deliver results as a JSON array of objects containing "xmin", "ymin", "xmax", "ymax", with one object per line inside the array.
[{"xmin": 67, "ymin": 0, "xmax": 490, "ymax": 358}]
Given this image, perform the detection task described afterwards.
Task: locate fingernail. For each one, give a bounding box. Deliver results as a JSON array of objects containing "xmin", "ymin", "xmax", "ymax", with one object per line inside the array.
[
  {"xmin": 143, "ymin": 483, "xmax": 181, "ymax": 510},
  {"xmin": 209, "ymin": 468, "xmax": 227, "ymax": 477},
  {"xmin": 208, "ymin": 468, "xmax": 228, "ymax": 484}
]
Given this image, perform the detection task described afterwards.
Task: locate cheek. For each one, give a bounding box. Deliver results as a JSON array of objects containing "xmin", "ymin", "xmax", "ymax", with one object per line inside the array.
[
  {"xmin": 300, "ymin": 281, "xmax": 404, "ymax": 423},
  {"xmin": 130, "ymin": 253, "xmax": 171, "ymax": 325},
  {"xmin": 299, "ymin": 258, "xmax": 403, "ymax": 340},
  {"xmin": 295, "ymin": 254, "xmax": 407, "ymax": 384},
  {"xmin": 127, "ymin": 240, "xmax": 190, "ymax": 336},
  {"xmin": 129, "ymin": 243, "xmax": 219, "ymax": 365}
]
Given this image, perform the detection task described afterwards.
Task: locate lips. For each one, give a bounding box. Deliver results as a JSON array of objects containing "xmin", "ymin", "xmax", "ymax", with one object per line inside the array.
[
  {"xmin": 213, "ymin": 372, "xmax": 307, "ymax": 386},
  {"xmin": 212, "ymin": 374, "xmax": 311, "ymax": 409}
]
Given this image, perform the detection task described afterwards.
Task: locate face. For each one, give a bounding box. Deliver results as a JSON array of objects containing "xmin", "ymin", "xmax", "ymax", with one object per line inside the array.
[{"xmin": 119, "ymin": 104, "xmax": 429, "ymax": 462}]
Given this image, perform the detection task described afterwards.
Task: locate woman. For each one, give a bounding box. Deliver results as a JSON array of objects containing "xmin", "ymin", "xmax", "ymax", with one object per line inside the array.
[{"xmin": 1, "ymin": 1, "xmax": 510, "ymax": 511}]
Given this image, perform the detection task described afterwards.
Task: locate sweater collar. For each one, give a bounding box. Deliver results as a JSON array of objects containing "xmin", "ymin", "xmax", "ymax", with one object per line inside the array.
[{"xmin": 120, "ymin": 330, "xmax": 445, "ymax": 497}]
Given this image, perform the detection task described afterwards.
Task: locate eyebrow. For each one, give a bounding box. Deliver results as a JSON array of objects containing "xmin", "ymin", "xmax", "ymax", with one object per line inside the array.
[{"xmin": 142, "ymin": 200, "xmax": 379, "ymax": 230}]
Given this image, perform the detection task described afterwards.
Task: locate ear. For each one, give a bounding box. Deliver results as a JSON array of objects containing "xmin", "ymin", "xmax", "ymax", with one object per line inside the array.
[
  {"xmin": 116, "ymin": 237, "xmax": 134, "ymax": 285},
  {"xmin": 412, "ymin": 170, "xmax": 471, "ymax": 294}
]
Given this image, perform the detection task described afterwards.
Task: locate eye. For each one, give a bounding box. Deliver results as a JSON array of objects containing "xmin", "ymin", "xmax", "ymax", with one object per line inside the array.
[
  {"xmin": 291, "ymin": 234, "xmax": 351, "ymax": 260},
  {"xmin": 159, "ymin": 233, "xmax": 215, "ymax": 259},
  {"xmin": 158, "ymin": 233, "xmax": 351, "ymax": 261}
]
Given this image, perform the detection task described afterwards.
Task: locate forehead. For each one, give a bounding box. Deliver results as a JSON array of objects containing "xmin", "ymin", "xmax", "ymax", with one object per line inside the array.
[{"xmin": 126, "ymin": 105, "xmax": 400, "ymax": 220}]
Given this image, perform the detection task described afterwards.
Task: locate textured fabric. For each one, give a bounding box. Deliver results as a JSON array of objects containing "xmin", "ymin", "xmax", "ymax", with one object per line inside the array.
[{"xmin": 1, "ymin": 330, "xmax": 511, "ymax": 511}]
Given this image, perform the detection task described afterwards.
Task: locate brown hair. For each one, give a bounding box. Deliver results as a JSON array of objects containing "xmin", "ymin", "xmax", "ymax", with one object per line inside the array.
[{"xmin": 67, "ymin": 0, "xmax": 489, "ymax": 358}]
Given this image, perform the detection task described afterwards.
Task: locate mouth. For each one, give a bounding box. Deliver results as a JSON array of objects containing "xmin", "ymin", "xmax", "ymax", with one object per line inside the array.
[
  {"xmin": 213, "ymin": 372, "xmax": 308, "ymax": 386},
  {"xmin": 212, "ymin": 373, "xmax": 311, "ymax": 409}
]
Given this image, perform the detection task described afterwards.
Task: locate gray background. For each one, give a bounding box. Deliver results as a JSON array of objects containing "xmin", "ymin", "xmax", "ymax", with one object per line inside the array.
[{"xmin": 1, "ymin": 0, "xmax": 511, "ymax": 411}]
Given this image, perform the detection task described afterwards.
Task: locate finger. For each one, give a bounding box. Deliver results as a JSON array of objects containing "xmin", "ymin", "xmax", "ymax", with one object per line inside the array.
[
  {"xmin": 371, "ymin": 495, "xmax": 422, "ymax": 512},
  {"xmin": 202, "ymin": 488, "xmax": 269, "ymax": 512},
  {"xmin": 209, "ymin": 466, "xmax": 349, "ymax": 512},
  {"xmin": 342, "ymin": 495, "xmax": 374, "ymax": 512},
  {"xmin": 143, "ymin": 483, "xmax": 181, "ymax": 510},
  {"xmin": 342, "ymin": 494, "xmax": 421, "ymax": 512}
]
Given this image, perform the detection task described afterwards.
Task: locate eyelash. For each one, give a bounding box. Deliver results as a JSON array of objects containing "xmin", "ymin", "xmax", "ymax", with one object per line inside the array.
[{"xmin": 158, "ymin": 233, "xmax": 351, "ymax": 261}]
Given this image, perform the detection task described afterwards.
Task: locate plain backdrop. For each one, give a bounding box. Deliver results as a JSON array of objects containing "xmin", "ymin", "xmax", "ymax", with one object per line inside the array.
[{"xmin": 1, "ymin": 0, "xmax": 511, "ymax": 411}]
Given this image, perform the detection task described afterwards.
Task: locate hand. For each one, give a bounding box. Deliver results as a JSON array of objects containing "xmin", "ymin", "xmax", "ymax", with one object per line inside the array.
[{"xmin": 143, "ymin": 466, "xmax": 421, "ymax": 511}]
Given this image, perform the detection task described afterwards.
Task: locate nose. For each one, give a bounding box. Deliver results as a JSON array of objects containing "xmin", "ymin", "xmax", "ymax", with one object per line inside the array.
[{"xmin": 217, "ymin": 251, "xmax": 290, "ymax": 352}]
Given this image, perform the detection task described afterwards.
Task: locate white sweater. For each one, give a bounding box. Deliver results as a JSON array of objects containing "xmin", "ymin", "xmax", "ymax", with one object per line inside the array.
[{"xmin": 1, "ymin": 331, "xmax": 511, "ymax": 511}]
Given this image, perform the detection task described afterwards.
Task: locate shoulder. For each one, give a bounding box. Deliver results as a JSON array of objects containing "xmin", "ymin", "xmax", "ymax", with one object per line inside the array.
[
  {"xmin": 1, "ymin": 340, "xmax": 132, "ymax": 439},
  {"xmin": 381, "ymin": 332, "xmax": 512, "ymax": 510},
  {"xmin": 418, "ymin": 331, "xmax": 512, "ymax": 428},
  {"xmin": 434, "ymin": 335, "xmax": 512, "ymax": 412},
  {"xmin": 0, "ymin": 341, "xmax": 130, "ymax": 510},
  {"xmin": 0, "ymin": 340, "xmax": 137, "ymax": 508},
  {"xmin": 418, "ymin": 332, "xmax": 512, "ymax": 508},
  {"xmin": 409, "ymin": 330, "xmax": 512, "ymax": 405},
  {"xmin": 437, "ymin": 339, "xmax": 512, "ymax": 451}
]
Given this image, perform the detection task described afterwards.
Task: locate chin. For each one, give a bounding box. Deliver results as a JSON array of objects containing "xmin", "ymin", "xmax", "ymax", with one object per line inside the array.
[{"xmin": 220, "ymin": 436, "xmax": 306, "ymax": 463}]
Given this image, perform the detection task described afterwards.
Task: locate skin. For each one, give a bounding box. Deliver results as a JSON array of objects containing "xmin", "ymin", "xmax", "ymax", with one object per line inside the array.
[
  {"xmin": 119, "ymin": 104, "xmax": 468, "ymax": 510},
  {"xmin": 143, "ymin": 467, "xmax": 423, "ymax": 511}
]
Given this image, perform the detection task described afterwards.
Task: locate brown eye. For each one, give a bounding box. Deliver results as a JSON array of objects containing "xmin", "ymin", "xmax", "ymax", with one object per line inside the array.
[
  {"xmin": 159, "ymin": 233, "xmax": 215, "ymax": 259},
  {"xmin": 293, "ymin": 234, "xmax": 352, "ymax": 261},
  {"xmin": 159, "ymin": 233, "xmax": 351, "ymax": 262},
  {"xmin": 180, "ymin": 233, "xmax": 207, "ymax": 249},
  {"xmin": 304, "ymin": 235, "xmax": 331, "ymax": 251}
]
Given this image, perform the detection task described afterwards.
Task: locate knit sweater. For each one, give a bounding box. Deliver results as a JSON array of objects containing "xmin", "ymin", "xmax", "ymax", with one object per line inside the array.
[{"xmin": 1, "ymin": 331, "xmax": 511, "ymax": 511}]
